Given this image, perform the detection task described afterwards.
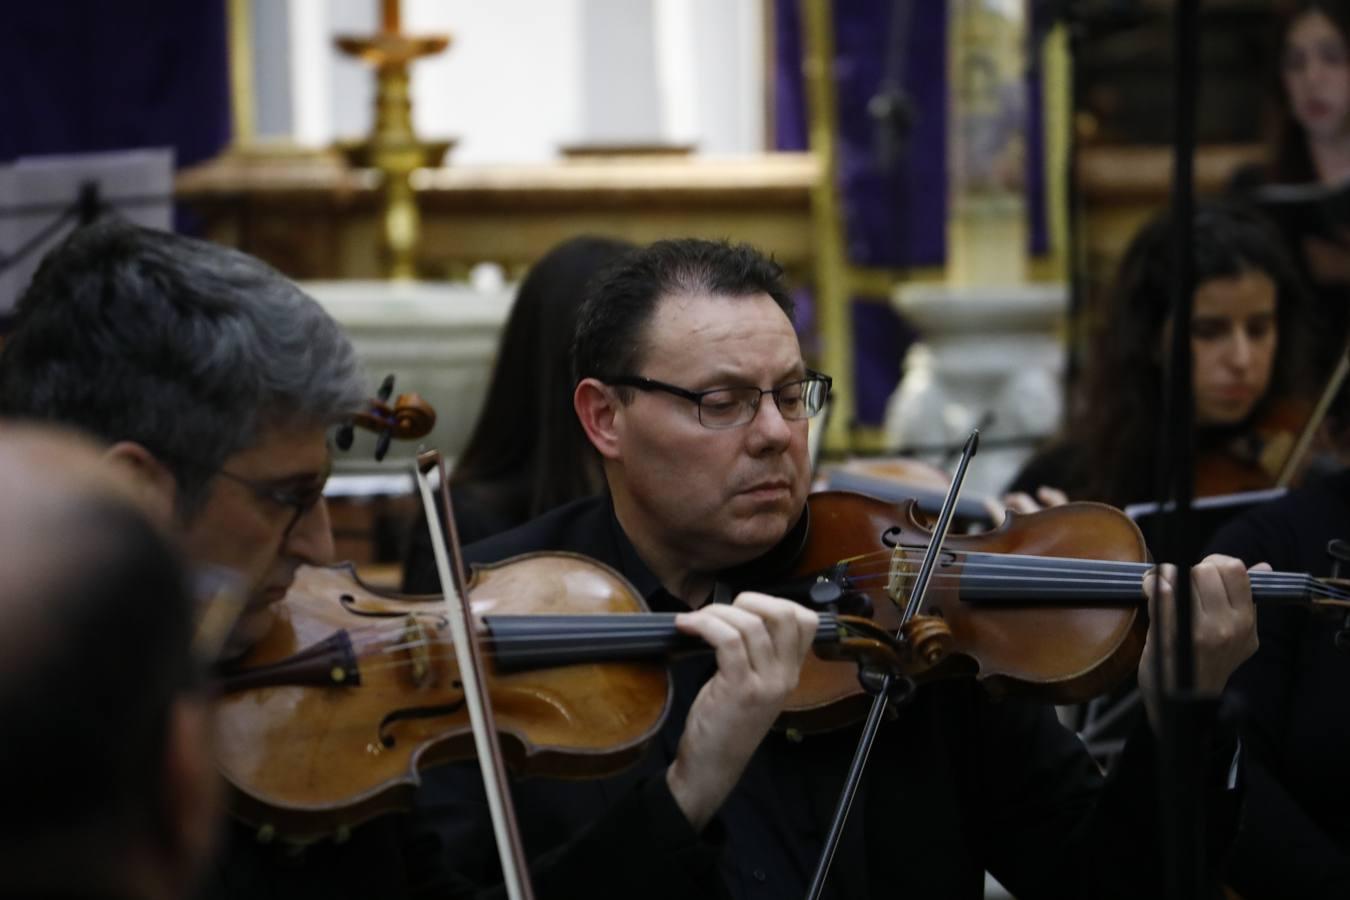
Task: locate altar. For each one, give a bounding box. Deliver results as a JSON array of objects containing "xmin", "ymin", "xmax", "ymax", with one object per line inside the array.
[{"xmin": 175, "ymin": 151, "xmax": 819, "ymax": 282}]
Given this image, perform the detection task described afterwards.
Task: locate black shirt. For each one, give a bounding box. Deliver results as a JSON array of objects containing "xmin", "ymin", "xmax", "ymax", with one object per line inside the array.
[
  {"xmin": 1207, "ymin": 468, "xmax": 1350, "ymax": 897},
  {"xmin": 413, "ymin": 494, "xmax": 1243, "ymax": 899}
]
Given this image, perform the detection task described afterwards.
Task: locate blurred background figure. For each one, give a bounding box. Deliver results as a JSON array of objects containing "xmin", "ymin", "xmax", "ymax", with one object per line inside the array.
[
  {"xmin": 1231, "ymin": 0, "xmax": 1350, "ymax": 378},
  {"xmin": 0, "ymin": 424, "xmax": 218, "ymax": 900},
  {"xmin": 1008, "ymin": 201, "xmax": 1313, "ymax": 511},
  {"xmin": 402, "ymin": 235, "xmax": 633, "ymax": 592}
]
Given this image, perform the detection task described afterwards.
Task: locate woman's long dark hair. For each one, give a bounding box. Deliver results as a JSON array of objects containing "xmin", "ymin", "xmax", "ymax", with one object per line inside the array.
[
  {"xmin": 1267, "ymin": 0, "xmax": 1350, "ymax": 183},
  {"xmin": 452, "ymin": 236, "xmax": 635, "ymax": 523},
  {"xmin": 1060, "ymin": 201, "xmax": 1310, "ymax": 507}
]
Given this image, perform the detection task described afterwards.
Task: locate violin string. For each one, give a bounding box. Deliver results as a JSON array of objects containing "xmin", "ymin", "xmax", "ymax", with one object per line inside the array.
[
  {"xmin": 351, "ymin": 637, "xmax": 724, "ymax": 678},
  {"xmin": 832, "ymin": 569, "xmax": 1345, "ymax": 602},
  {"xmin": 356, "ymin": 625, "xmax": 673, "ymax": 659},
  {"xmin": 265, "ymin": 577, "xmax": 1350, "ymax": 686},
  {"xmin": 353, "ymin": 615, "xmax": 846, "ymax": 665},
  {"xmin": 347, "ymin": 613, "xmax": 857, "ymax": 674},
  {"xmin": 332, "ymin": 569, "xmax": 1348, "ymax": 661},
  {"xmin": 847, "ymin": 544, "xmax": 1338, "ymax": 588},
  {"xmin": 840, "ymin": 545, "xmax": 1329, "ymax": 583},
  {"xmin": 829, "ymin": 549, "xmax": 1340, "ymax": 597},
  {"xmin": 296, "ymin": 559, "xmax": 1350, "ymax": 667},
  {"xmin": 377, "ymin": 616, "xmax": 844, "ymax": 652},
  {"xmin": 337, "ymin": 607, "xmax": 855, "ymax": 658},
  {"xmin": 325, "ymin": 573, "xmax": 1349, "ymax": 670}
]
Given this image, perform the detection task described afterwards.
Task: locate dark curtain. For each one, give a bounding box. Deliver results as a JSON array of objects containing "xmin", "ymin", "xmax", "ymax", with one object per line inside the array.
[{"xmin": 0, "ymin": 0, "xmax": 231, "ymax": 168}]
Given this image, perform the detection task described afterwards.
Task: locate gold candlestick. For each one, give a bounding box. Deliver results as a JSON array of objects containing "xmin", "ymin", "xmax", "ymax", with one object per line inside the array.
[{"xmin": 335, "ymin": 1, "xmax": 453, "ymax": 279}]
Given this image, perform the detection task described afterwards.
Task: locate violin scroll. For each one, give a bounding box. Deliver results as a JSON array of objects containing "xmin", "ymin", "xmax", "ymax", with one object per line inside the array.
[
  {"xmin": 335, "ymin": 373, "xmax": 437, "ymax": 460},
  {"xmin": 901, "ymin": 614, "xmax": 955, "ymax": 669},
  {"xmin": 816, "ymin": 613, "xmax": 953, "ymax": 680}
]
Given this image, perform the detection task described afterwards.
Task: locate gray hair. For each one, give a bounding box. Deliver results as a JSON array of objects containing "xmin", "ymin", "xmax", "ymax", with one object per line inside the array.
[{"xmin": 0, "ymin": 219, "xmax": 367, "ymax": 514}]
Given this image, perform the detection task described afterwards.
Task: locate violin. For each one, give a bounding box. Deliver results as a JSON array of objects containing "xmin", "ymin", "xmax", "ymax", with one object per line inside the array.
[
  {"xmin": 753, "ymin": 491, "xmax": 1350, "ymax": 733},
  {"xmin": 213, "ymin": 552, "xmax": 902, "ymax": 840},
  {"xmin": 758, "ymin": 491, "xmax": 1152, "ymax": 731},
  {"xmin": 1194, "ymin": 396, "xmax": 1311, "ymax": 496}
]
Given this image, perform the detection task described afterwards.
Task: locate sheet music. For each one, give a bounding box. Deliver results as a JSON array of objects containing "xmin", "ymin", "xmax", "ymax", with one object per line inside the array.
[{"xmin": 0, "ymin": 148, "xmax": 174, "ymax": 312}]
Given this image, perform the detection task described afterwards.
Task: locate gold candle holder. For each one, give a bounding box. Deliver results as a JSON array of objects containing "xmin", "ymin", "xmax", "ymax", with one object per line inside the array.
[{"xmin": 335, "ymin": 1, "xmax": 453, "ymax": 279}]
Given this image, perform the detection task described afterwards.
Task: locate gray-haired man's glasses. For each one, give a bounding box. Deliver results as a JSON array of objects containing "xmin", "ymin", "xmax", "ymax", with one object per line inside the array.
[
  {"xmin": 601, "ymin": 371, "xmax": 832, "ymax": 429},
  {"xmin": 215, "ymin": 461, "xmax": 331, "ymax": 535}
]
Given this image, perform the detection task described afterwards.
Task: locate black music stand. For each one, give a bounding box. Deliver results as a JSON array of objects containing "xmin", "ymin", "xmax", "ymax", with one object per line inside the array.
[{"xmin": 0, "ymin": 148, "xmax": 174, "ymax": 314}]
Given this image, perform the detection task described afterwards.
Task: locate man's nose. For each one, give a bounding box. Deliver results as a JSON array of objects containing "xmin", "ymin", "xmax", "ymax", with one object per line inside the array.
[
  {"xmin": 284, "ymin": 497, "xmax": 336, "ymax": 564},
  {"xmin": 747, "ymin": 395, "xmax": 794, "ymax": 450}
]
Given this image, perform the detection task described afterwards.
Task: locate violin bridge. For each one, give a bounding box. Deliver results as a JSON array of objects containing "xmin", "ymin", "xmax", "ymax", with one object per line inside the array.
[
  {"xmin": 401, "ymin": 615, "xmax": 432, "ymax": 686},
  {"xmin": 885, "ymin": 551, "xmax": 915, "ymax": 612}
]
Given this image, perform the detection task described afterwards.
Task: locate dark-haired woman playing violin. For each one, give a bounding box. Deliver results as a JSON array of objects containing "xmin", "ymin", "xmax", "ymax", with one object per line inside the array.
[{"xmin": 1008, "ymin": 201, "xmax": 1314, "ymax": 511}]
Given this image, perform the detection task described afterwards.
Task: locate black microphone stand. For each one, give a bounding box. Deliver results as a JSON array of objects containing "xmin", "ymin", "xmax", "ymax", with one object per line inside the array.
[{"xmin": 1156, "ymin": 1, "xmax": 1205, "ymax": 896}]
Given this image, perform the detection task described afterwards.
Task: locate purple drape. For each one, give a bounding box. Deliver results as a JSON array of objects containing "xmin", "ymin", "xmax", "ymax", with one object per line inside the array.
[
  {"xmin": 0, "ymin": 0, "xmax": 231, "ymax": 168},
  {"xmin": 775, "ymin": 0, "xmax": 1048, "ymax": 426}
]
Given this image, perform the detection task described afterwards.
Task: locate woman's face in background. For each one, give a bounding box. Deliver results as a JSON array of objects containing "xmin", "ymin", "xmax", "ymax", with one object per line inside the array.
[
  {"xmin": 1283, "ymin": 9, "xmax": 1350, "ymax": 144},
  {"xmin": 1187, "ymin": 270, "xmax": 1279, "ymax": 427}
]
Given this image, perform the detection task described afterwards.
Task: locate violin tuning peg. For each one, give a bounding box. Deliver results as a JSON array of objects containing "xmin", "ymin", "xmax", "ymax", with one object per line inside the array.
[
  {"xmin": 377, "ymin": 373, "xmax": 396, "ymax": 403},
  {"xmin": 1328, "ymin": 540, "xmax": 1350, "ymax": 580},
  {"xmin": 842, "ymin": 592, "xmax": 873, "ymax": 619},
  {"xmin": 375, "ymin": 430, "xmax": 392, "ymax": 462},
  {"xmin": 335, "ymin": 423, "xmax": 354, "ymax": 451},
  {"xmin": 808, "ymin": 580, "xmax": 843, "ymax": 611}
]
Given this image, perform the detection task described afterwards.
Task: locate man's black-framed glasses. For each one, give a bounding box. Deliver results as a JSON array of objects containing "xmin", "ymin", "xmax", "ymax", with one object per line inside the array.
[
  {"xmin": 215, "ymin": 459, "xmax": 332, "ymax": 535},
  {"xmin": 602, "ymin": 371, "xmax": 832, "ymax": 429}
]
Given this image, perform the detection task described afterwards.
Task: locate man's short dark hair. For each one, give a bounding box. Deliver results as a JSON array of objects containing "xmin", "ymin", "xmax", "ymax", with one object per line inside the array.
[
  {"xmin": 0, "ymin": 218, "xmax": 367, "ymax": 514},
  {"xmin": 572, "ymin": 239, "xmax": 795, "ymax": 388}
]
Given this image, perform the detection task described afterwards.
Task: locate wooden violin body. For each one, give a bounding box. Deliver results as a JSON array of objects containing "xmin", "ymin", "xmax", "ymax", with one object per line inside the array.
[
  {"xmin": 770, "ymin": 492, "xmax": 1150, "ymax": 732},
  {"xmin": 1195, "ymin": 397, "xmax": 1311, "ymax": 496},
  {"xmin": 214, "ymin": 554, "xmax": 669, "ymax": 840}
]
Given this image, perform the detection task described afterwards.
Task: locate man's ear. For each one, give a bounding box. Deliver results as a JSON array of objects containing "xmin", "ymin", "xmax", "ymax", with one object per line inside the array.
[
  {"xmin": 104, "ymin": 441, "xmax": 180, "ymax": 524},
  {"xmin": 574, "ymin": 378, "xmax": 623, "ymax": 461}
]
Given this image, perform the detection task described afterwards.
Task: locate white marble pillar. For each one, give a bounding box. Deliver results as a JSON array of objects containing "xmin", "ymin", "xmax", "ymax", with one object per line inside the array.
[
  {"xmin": 884, "ymin": 283, "xmax": 1066, "ymax": 499},
  {"xmin": 302, "ymin": 279, "xmax": 514, "ymax": 470}
]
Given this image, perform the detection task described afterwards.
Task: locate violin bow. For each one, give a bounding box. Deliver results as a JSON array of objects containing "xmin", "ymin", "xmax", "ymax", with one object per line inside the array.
[
  {"xmin": 1276, "ymin": 348, "xmax": 1349, "ymax": 487},
  {"xmin": 804, "ymin": 430, "xmax": 980, "ymax": 900},
  {"xmin": 413, "ymin": 450, "xmax": 536, "ymax": 900}
]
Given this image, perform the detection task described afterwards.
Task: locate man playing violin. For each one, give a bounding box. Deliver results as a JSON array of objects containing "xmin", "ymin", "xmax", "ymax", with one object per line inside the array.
[
  {"xmin": 428, "ymin": 237, "xmax": 1264, "ymax": 899},
  {"xmin": 0, "ymin": 220, "xmax": 820, "ymax": 900},
  {"xmin": 0, "ymin": 218, "xmax": 390, "ymax": 898},
  {"xmin": 0, "ymin": 424, "xmax": 217, "ymax": 900}
]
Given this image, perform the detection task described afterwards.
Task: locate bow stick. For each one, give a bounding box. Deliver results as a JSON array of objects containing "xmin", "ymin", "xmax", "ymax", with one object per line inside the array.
[
  {"xmin": 804, "ymin": 429, "xmax": 980, "ymax": 900},
  {"xmin": 414, "ymin": 450, "xmax": 536, "ymax": 900}
]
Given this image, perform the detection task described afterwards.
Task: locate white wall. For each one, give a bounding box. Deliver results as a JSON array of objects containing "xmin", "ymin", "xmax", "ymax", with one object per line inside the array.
[{"xmin": 259, "ymin": 0, "xmax": 764, "ymax": 163}]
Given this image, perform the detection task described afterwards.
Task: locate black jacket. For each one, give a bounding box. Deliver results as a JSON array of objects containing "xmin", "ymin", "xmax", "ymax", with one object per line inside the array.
[{"xmin": 1209, "ymin": 469, "xmax": 1350, "ymax": 898}]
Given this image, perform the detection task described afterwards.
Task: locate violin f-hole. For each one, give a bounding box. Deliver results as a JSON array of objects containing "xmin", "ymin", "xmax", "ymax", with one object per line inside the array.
[{"xmin": 378, "ymin": 691, "xmax": 467, "ymax": 749}]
